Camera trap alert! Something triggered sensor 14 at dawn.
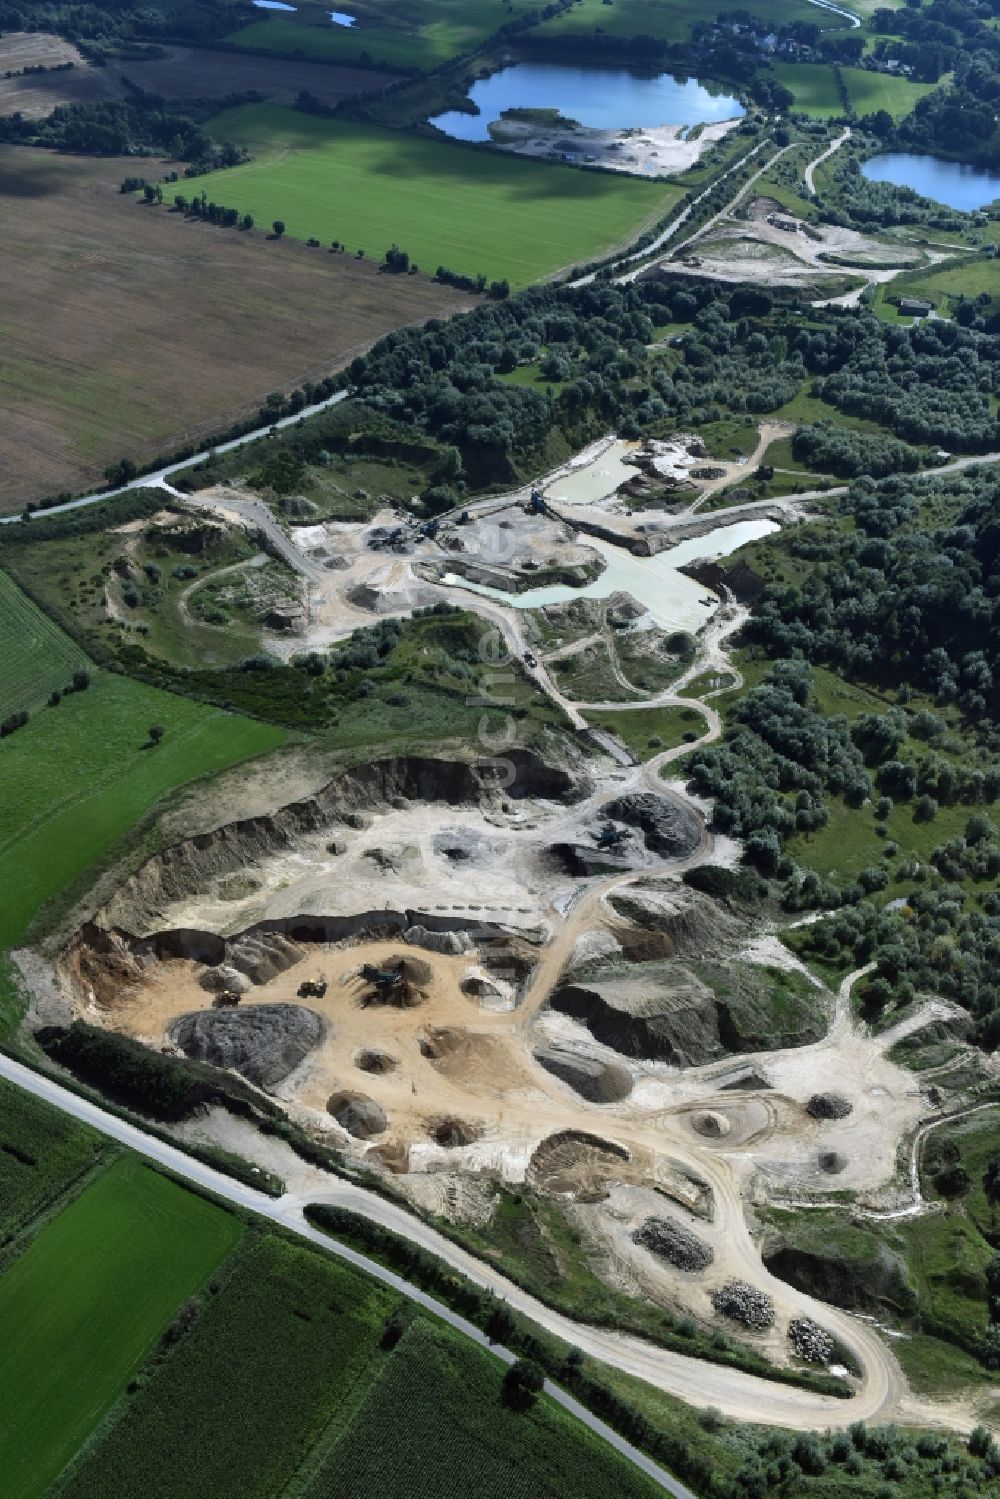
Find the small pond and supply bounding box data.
[861,152,1000,212]
[445,520,777,635]
[329,9,355,23]
[545,440,643,508]
[429,62,743,144]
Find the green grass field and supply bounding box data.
[588,705,698,759]
[197,107,681,286]
[0,1078,107,1244]
[533,0,838,43]
[0,671,286,947]
[0,572,90,720]
[772,63,844,118]
[878,251,1000,314]
[227,0,542,69]
[0,1155,241,1499]
[306,1318,662,1499]
[840,66,937,120]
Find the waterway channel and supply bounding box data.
[445,519,777,635]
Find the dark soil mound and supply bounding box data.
[534,1047,632,1103]
[169,1003,323,1089]
[603,793,701,858]
[327,1090,388,1138]
[355,1047,398,1075]
[807,1092,853,1120]
[633,1215,713,1271]
[428,1116,481,1148]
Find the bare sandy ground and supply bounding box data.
[489,117,742,179]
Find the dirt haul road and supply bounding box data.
[0,1054,690,1499]
[0,1048,903,1438]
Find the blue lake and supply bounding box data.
[329,9,355,23]
[429,62,744,143]
[252,0,297,9]
[862,152,1000,212]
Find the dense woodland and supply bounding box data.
[690,466,1000,1043]
[869,0,1000,165]
[0,0,252,49]
[0,97,248,159]
[341,278,999,492]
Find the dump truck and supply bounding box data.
[213,990,241,1008]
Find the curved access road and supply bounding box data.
[0,1048,901,1439]
[804,127,851,195]
[0,390,350,528]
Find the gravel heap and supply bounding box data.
[806,1092,853,1120]
[633,1215,714,1271]
[788,1317,835,1364]
[818,1149,848,1174]
[711,1280,775,1329]
[404,925,473,956]
[534,1047,633,1103]
[170,1003,323,1088]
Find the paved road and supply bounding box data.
[0,391,349,528]
[0,1051,692,1498]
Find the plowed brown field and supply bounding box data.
[0,147,465,511]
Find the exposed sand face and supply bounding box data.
[489,118,742,178]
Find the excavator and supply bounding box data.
[594,821,626,850]
[360,963,403,994]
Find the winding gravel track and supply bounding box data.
[0,1048,898,1437]
[804,127,851,195]
[0,1053,690,1496]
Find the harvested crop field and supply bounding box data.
[0,146,466,511]
[0,34,118,116]
[102,45,399,108]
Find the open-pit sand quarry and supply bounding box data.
[30,449,987,1434]
[50,733,959,1428]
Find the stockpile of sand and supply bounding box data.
[327,1090,388,1138]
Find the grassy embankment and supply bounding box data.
[760,1107,1000,1401]
[0,1077,110,1245]
[194,106,683,288]
[0,571,90,719]
[0,667,287,950]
